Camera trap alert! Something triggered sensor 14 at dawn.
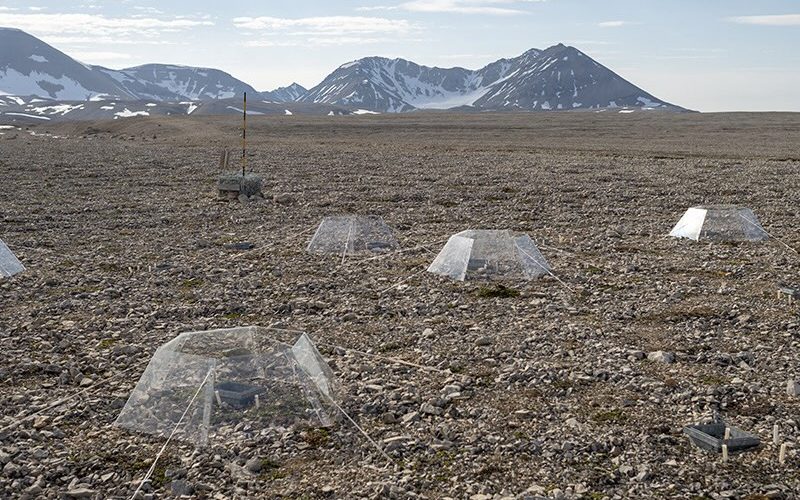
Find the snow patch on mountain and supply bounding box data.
[114,108,149,118]
[30,104,83,115]
[0,68,104,100]
[226,106,264,115]
[4,112,50,120]
[124,66,241,100]
[636,96,663,108]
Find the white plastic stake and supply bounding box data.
[773,424,780,445]
[214,390,222,405]
[780,443,787,464]
[722,444,728,461]
[724,427,731,441]
[254,394,260,409]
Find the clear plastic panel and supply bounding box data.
[737,208,769,241]
[115,327,339,447]
[292,333,340,402]
[0,239,25,278]
[426,234,474,281]
[115,352,216,446]
[670,206,768,242]
[669,208,706,241]
[428,230,551,282]
[697,206,768,242]
[466,230,520,279]
[513,234,551,279]
[306,215,398,255]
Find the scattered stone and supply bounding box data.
[401,411,419,424]
[273,193,294,204]
[627,350,646,360]
[245,458,262,474]
[475,336,493,346]
[224,242,256,251]
[420,403,443,416]
[170,480,194,497]
[65,488,96,498]
[647,351,675,364]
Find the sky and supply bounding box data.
[0,0,798,112]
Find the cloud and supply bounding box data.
[0,12,213,39]
[234,15,418,46]
[71,50,132,62]
[244,36,395,47]
[727,14,800,26]
[42,35,173,45]
[133,6,165,15]
[233,16,413,35]
[437,53,496,59]
[564,39,615,46]
[358,0,544,16]
[597,20,635,28]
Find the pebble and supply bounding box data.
[647,351,675,364]
[420,402,443,416]
[245,458,262,473]
[170,480,195,497]
[273,193,294,204]
[65,488,96,498]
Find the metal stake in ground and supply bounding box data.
[242,92,247,177]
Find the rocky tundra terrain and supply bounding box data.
[0,112,799,499]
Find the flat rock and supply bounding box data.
[647,351,675,364]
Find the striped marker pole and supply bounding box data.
[242,92,247,176]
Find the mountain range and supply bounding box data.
[0,26,687,122]
[300,44,680,112]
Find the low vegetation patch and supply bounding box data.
[303,428,330,448]
[592,409,627,424]
[476,284,520,298]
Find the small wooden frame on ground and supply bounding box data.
[217,150,263,201]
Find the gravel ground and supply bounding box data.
[1,112,799,499]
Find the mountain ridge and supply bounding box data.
[0,27,689,120]
[302,43,684,113]
[0,28,299,103]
